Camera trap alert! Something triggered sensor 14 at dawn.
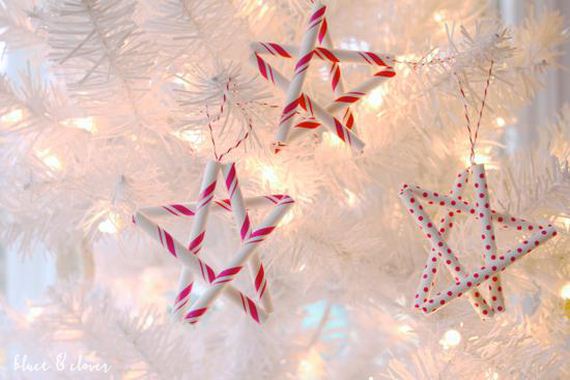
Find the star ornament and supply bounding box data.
[133,161,294,325]
[250,0,396,153]
[399,164,557,318]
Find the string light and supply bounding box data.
[62,116,96,133]
[278,210,294,227]
[560,283,570,300]
[26,306,44,323]
[344,189,358,206]
[495,117,506,127]
[174,129,206,146]
[439,329,461,348]
[260,164,279,184]
[297,348,324,380]
[1,108,23,124]
[365,86,387,108]
[322,131,343,147]
[433,11,445,24]
[98,211,122,234]
[36,149,63,171]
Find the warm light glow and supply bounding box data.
[440,329,462,348]
[344,189,358,206]
[322,131,342,147]
[1,108,23,124]
[433,11,445,23]
[297,348,324,380]
[174,129,206,146]
[261,164,279,184]
[98,211,122,234]
[365,86,387,108]
[462,152,493,169]
[495,117,506,127]
[26,306,44,323]
[278,210,294,227]
[62,116,96,133]
[36,149,63,171]
[560,283,570,300]
[398,324,414,334]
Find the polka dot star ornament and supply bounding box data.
[400,165,557,318]
[399,61,557,319]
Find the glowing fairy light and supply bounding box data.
[26,306,44,323]
[278,210,294,227]
[62,116,96,133]
[297,348,324,380]
[433,11,445,24]
[365,86,387,108]
[98,211,122,234]
[261,164,279,184]
[1,108,23,124]
[495,117,506,127]
[174,129,205,146]
[344,189,358,206]
[36,149,63,171]
[322,131,342,147]
[560,283,570,300]
[440,329,462,348]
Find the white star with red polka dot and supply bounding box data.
[399,164,557,318]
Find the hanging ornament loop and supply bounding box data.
[455,61,495,165]
[205,78,254,162]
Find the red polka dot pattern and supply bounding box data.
[399,164,558,318]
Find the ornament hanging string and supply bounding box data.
[455,61,494,165]
[205,78,255,162]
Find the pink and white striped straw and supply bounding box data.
[185,195,294,324]
[275,0,326,147]
[172,160,219,319]
[132,211,268,324]
[222,163,273,313]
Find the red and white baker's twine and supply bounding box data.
[205,78,255,162]
[456,61,495,165]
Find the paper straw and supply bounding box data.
[425,226,557,313]
[251,53,364,151]
[472,164,505,312]
[276,1,326,146]
[400,186,493,318]
[222,163,273,313]
[407,169,494,318]
[288,67,395,141]
[140,195,290,219]
[172,160,219,319]
[251,42,395,66]
[317,19,356,131]
[404,185,546,232]
[185,196,294,324]
[132,211,269,323]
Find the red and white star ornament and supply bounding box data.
[399,164,557,318]
[133,161,294,325]
[251,0,396,153]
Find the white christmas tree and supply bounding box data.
[0,0,569,379]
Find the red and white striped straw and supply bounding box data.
[185,195,294,324]
[222,163,273,313]
[275,1,326,146]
